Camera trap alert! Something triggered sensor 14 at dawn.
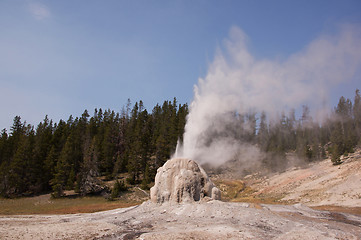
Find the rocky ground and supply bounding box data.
[0,200,360,239]
[1,151,361,239]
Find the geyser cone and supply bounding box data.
[150,158,221,204]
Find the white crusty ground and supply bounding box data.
[1,200,360,239]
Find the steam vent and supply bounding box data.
[150,158,221,203]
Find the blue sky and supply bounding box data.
[1,0,361,130]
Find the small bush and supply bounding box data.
[140,180,150,190]
[51,184,64,198]
[111,180,127,199]
[126,177,135,185]
[331,146,342,165]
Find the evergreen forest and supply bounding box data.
[0,90,361,198]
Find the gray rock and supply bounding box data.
[150,158,221,203]
[80,169,109,196]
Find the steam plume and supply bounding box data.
[174,25,361,166]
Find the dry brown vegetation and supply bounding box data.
[0,195,139,215]
[214,178,293,205]
[0,186,149,215]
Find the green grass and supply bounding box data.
[0,194,140,215]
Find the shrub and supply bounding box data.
[111,179,127,199]
[331,145,342,165]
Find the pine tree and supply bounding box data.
[99,110,116,177]
[32,116,53,192]
[286,109,297,150]
[141,164,151,190]
[113,109,129,175]
[8,125,35,196]
[353,89,361,144]
[9,116,25,156]
[257,112,268,151]
[50,135,76,197]
[0,129,9,196]
[331,145,342,165]
[0,129,8,163]
[44,146,58,188]
[332,95,356,156]
[176,103,188,143]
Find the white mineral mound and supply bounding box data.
[150,158,221,203]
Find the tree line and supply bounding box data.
[0,90,360,198]
[235,89,361,170]
[0,98,188,197]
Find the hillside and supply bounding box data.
[237,149,361,209]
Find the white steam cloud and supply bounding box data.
[174,25,361,166]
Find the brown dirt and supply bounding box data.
[311,205,361,216]
[234,149,361,211]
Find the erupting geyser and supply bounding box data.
[174,26,361,167]
[150,158,221,204]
